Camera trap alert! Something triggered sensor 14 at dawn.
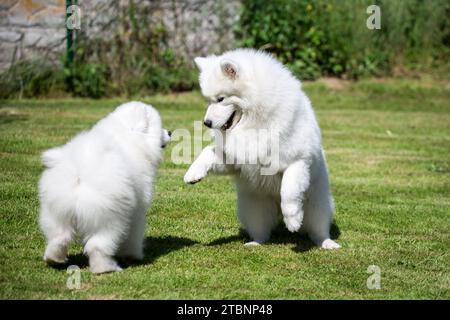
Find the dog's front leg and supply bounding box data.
[281,160,310,232]
[184,145,216,184]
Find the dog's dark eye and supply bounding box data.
[217,97,224,103]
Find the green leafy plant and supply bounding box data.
[235,0,449,80]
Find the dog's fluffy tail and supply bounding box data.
[42,147,64,168]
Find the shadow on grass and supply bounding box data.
[51,235,198,271]
[48,252,89,270]
[208,221,340,253]
[139,235,198,265]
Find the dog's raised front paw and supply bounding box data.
[283,214,302,232]
[184,166,207,184]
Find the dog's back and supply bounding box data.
[38,126,137,240]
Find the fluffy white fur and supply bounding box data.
[39,102,170,273]
[184,48,340,249]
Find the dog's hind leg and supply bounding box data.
[303,156,340,249]
[39,206,74,265]
[236,181,278,245]
[84,233,123,274]
[118,208,146,261]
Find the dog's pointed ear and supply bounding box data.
[134,105,150,132]
[194,57,207,71]
[220,59,239,80]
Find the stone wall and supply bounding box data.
[0,0,66,70]
[0,0,241,71]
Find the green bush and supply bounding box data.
[235,0,450,80]
[0,60,65,99]
[65,61,109,99]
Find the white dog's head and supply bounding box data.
[194,49,302,133]
[110,101,171,150]
[194,55,247,131]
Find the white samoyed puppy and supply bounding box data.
[39,102,171,273]
[184,48,340,249]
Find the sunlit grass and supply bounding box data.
[0,78,449,299]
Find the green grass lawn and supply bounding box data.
[0,78,449,299]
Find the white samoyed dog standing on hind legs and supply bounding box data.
[39,102,171,273]
[184,48,340,249]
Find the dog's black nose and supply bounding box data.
[204,119,212,128]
